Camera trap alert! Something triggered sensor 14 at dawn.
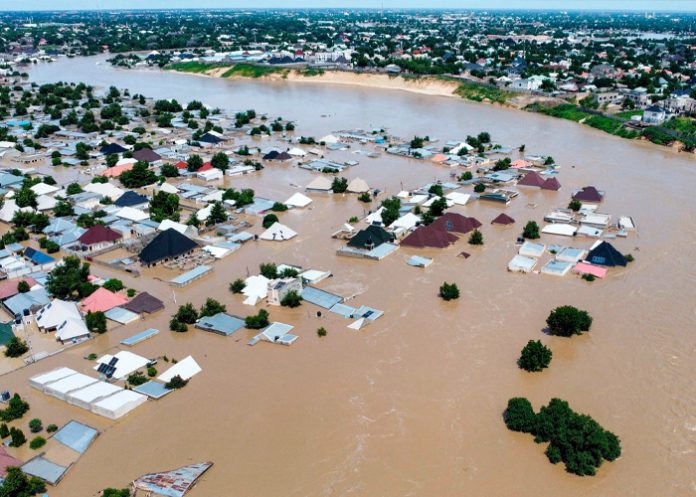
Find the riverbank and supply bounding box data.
[165,62,695,154]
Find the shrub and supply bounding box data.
[28,418,42,433]
[439,282,460,301]
[230,278,246,293]
[358,192,371,202]
[280,291,303,308]
[625,254,634,263]
[0,394,29,422]
[30,436,46,450]
[262,213,278,229]
[271,202,288,212]
[459,171,473,181]
[88,353,98,360]
[582,273,595,282]
[317,327,327,337]
[259,262,278,279]
[568,199,582,212]
[9,427,26,447]
[165,375,188,389]
[102,489,131,497]
[546,306,593,337]
[348,216,359,224]
[199,298,226,317]
[331,177,348,193]
[468,229,484,245]
[127,372,148,386]
[46,424,58,433]
[127,288,136,298]
[503,397,537,432]
[103,278,124,292]
[0,423,9,438]
[245,309,270,329]
[519,340,552,372]
[4,336,28,358]
[474,183,486,193]
[169,318,188,333]
[174,303,198,324]
[85,311,107,333]
[522,220,540,239]
[17,280,30,293]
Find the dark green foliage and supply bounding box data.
[147,367,157,377]
[459,171,473,181]
[127,372,148,386]
[317,327,327,337]
[410,136,425,149]
[259,263,278,279]
[160,163,180,177]
[468,229,484,245]
[149,191,180,222]
[102,489,131,497]
[169,318,188,333]
[568,199,582,212]
[519,340,552,372]
[439,282,460,301]
[222,187,255,206]
[493,157,512,171]
[17,281,30,293]
[357,192,371,203]
[174,303,198,324]
[380,196,401,227]
[28,418,42,433]
[271,202,288,212]
[262,213,278,229]
[29,436,46,450]
[229,279,246,293]
[245,309,270,329]
[0,466,46,496]
[102,278,124,292]
[0,423,9,439]
[199,298,226,317]
[46,424,58,433]
[66,182,83,195]
[4,336,28,358]
[625,254,634,263]
[211,152,229,171]
[206,201,228,226]
[474,183,486,193]
[280,291,303,308]
[53,200,75,217]
[165,375,188,389]
[186,154,203,172]
[331,177,348,193]
[85,311,107,333]
[522,220,540,239]
[428,184,444,197]
[546,306,593,337]
[504,397,622,476]
[582,273,596,282]
[119,161,157,188]
[428,197,448,217]
[0,394,30,423]
[9,427,26,447]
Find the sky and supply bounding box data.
[1,0,695,12]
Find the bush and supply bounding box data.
[46,424,58,433]
[9,427,26,447]
[147,367,157,377]
[331,177,348,193]
[546,306,593,337]
[88,353,98,360]
[245,309,270,329]
[504,397,621,476]
[103,278,124,292]
[259,262,278,279]
[4,336,28,358]
[271,202,288,212]
[199,298,226,317]
[357,192,371,202]
[625,254,634,263]
[169,318,188,333]
[522,221,540,239]
[29,436,46,450]
[229,278,246,293]
[317,327,327,337]
[85,311,107,333]
[280,290,303,308]
[582,273,595,282]
[468,229,484,245]
[0,423,9,438]
[459,171,473,181]
[174,303,198,324]
[519,340,552,372]
[0,394,29,422]
[439,282,460,301]
[127,372,148,386]
[17,280,30,293]
[127,288,136,297]
[102,489,131,497]
[473,183,486,193]
[165,375,188,389]
[568,199,582,212]
[28,418,42,433]
[262,214,278,229]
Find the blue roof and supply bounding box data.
[329,303,357,318]
[195,312,245,336]
[354,306,384,321]
[114,190,149,207]
[244,197,275,216]
[4,288,50,316]
[121,328,160,346]
[53,420,99,454]
[301,286,343,309]
[134,381,172,399]
[22,456,68,485]
[170,265,212,286]
[24,247,55,265]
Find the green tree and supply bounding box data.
[428,197,448,217]
[85,311,107,333]
[546,306,593,337]
[119,161,157,188]
[9,427,26,447]
[519,340,552,372]
[4,336,28,358]
[259,263,278,279]
[14,185,37,208]
[165,375,188,389]
[211,152,229,171]
[29,436,46,450]
[568,199,582,212]
[380,197,401,227]
[28,418,42,433]
[200,298,226,317]
[245,309,270,329]
[206,201,228,226]
[439,282,460,301]
[186,154,204,172]
[229,279,246,293]
[66,182,83,195]
[102,278,124,292]
[53,200,75,217]
[0,467,46,496]
[174,303,198,324]
[46,256,91,300]
[468,229,484,245]
[149,191,180,222]
[0,423,8,439]
[522,220,540,239]
[17,280,30,293]
[331,177,348,193]
[503,397,537,432]
[0,394,30,422]
[160,163,179,177]
[280,291,303,308]
[474,183,486,193]
[317,327,327,337]
[262,213,279,229]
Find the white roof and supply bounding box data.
[320,134,339,144]
[364,207,384,225]
[196,168,223,181]
[91,389,147,419]
[36,195,58,211]
[158,182,179,194]
[444,191,472,206]
[202,245,232,259]
[196,204,212,221]
[508,255,537,273]
[116,158,137,166]
[407,194,429,205]
[260,222,297,241]
[158,219,196,236]
[94,351,150,380]
[422,196,454,208]
[66,381,122,406]
[200,190,224,203]
[45,373,99,400]
[29,367,78,390]
[242,275,269,304]
[84,182,125,200]
[0,199,33,223]
[347,177,370,193]
[158,356,202,382]
[519,241,546,258]
[391,213,420,231]
[30,183,60,196]
[305,176,332,191]
[37,299,82,330]
[116,206,149,222]
[288,147,307,156]
[285,192,313,208]
[542,224,578,237]
[55,317,90,342]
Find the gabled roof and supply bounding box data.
[198,132,223,144]
[517,171,546,187]
[573,186,603,202]
[0,277,37,301]
[139,228,198,264]
[78,225,122,245]
[347,225,394,249]
[430,213,482,234]
[587,241,627,267]
[100,143,128,155]
[259,222,297,241]
[401,224,459,248]
[81,287,128,313]
[114,190,149,207]
[491,213,515,225]
[122,292,165,314]
[132,148,161,163]
[541,177,561,191]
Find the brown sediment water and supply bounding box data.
[4,55,693,497]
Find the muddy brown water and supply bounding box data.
[4,55,693,496]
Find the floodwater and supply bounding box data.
[6,55,694,496]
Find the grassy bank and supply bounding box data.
[529,103,641,140]
[166,61,225,74]
[220,63,289,78]
[454,80,512,105]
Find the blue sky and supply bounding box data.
[1,0,695,11]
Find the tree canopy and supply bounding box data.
[546,306,593,337]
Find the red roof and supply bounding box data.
[541,177,561,191]
[401,225,459,248]
[198,162,213,171]
[430,213,482,234]
[0,446,23,477]
[81,287,128,313]
[175,161,188,169]
[573,186,603,202]
[0,277,36,301]
[517,171,546,187]
[491,213,515,225]
[78,225,122,245]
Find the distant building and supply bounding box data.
[643,105,667,125]
[267,277,303,306]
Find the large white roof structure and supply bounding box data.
[29,367,77,391]
[91,390,147,419]
[305,176,332,191]
[285,192,313,208]
[66,381,123,410]
[260,223,297,241]
[55,317,90,342]
[347,177,370,193]
[158,356,201,382]
[83,182,125,201]
[45,373,99,401]
[36,299,82,330]
[94,351,150,380]
[242,275,269,305]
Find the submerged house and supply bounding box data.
[138,228,199,266]
[347,225,394,251]
[430,213,481,234]
[401,224,458,248]
[77,225,122,252]
[586,241,627,267]
[573,186,604,203]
